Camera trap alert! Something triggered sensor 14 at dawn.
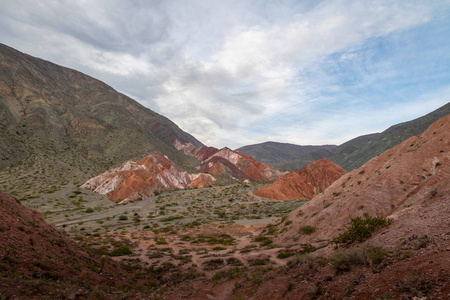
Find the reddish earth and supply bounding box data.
[81,153,215,202]
[0,190,130,299]
[254,158,346,200]
[274,114,450,249]
[174,140,286,182]
[156,115,450,299]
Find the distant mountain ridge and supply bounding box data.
[238,103,450,171]
[0,43,202,199]
[236,142,337,164]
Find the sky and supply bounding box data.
[1,0,449,149]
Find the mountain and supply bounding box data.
[241,103,450,172]
[330,102,450,171]
[175,140,286,182]
[81,153,215,202]
[275,113,450,247]
[236,142,337,164]
[254,158,346,200]
[0,43,202,199]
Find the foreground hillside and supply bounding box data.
[0,190,131,298]
[276,114,449,248]
[0,43,201,200]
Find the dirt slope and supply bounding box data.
[276,114,450,248]
[0,190,127,298]
[254,158,346,200]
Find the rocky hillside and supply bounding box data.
[0,43,202,199]
[0,190,131,298]
[82,153,215,202]
[175,140,286,182]
[254,158,346,200]
[275,113,450,248]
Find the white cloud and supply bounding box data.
[0,0,448,149]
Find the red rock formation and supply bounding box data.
[200,156,250,181]
[81,153,215,202]
[174,140,286,182]
[276,114,450,247]
[188,173,216,188]
[254,158,346,200]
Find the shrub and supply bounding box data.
[299,226,316,235]
[329,248,366,273]
[85,208,94,213]
[277,252,295,259]
[254,235,273,246]
[110,245,132,256]
[118,215,128,221]
[333,215,390,245]
[203,258,224,270]
[365,246,388,272]
[226,257,244,266]
[330,246,388,273]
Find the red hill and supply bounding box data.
[254,158,346,200]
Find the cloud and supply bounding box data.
[0,0,449,149]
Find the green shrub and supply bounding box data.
[118,215,128,221]
[85,208,94,213]
[333,215,390,245]
[277,252,295,259]
[203,258,224,270]
[110,245,132,256]
[299,226,316,235]
[330,246,388,273]
[365,246,388,272]
[254,235,273,246]
[329,248,366,273]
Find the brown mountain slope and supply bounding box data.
[276,114,450,248]
[254,158,346,200]
[0,43,201,199]
[81,153,215,202]
[0,190,130,298]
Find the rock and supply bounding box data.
[175,140,287,182]
[254,158,346,200]
[81,153,215,202]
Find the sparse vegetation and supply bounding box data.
[299,225,316,235]
[333,215,390,245]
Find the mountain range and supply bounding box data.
[237,103,450,171]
